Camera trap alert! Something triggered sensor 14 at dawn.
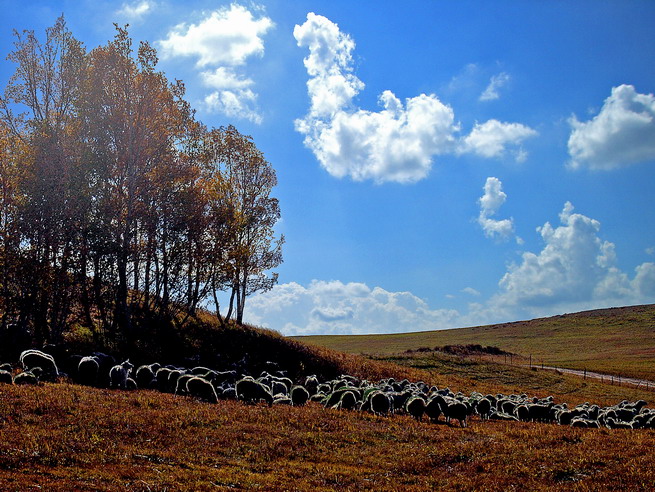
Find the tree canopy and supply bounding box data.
[0,18,283,348]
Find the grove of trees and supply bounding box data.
[0,18,284,349]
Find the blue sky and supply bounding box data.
[2,1,655,335]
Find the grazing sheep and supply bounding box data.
[514,404,530,422]
[135,364,160,389]
[109,360,134,390]
[236,378,274,406]
[444,399,469,427]
[291,385,310,406]
[0,363,12,372]
[489,411,519,422]
[426,396,444,423]
[14,370,38,385]
[19,350,58,381]
[78,356,100,386]
[186,376,219,403]
[370,391,392,416]
[476,398,492,420]
[0,369,13,384]
[336,391,358,410]
[304,375,319,395]
[405,396,427,421]
[175,374,196,396]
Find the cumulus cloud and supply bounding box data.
[158,4,273,123]
[568,84,655,170]
[244,280,461,336]
[477,177,517,242]
[480,72,511,101]
[294,13,537,184]
[116,1,154,20]
[460,120,537,161]
[488,202,655,317]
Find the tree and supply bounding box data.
[205,126,284,325]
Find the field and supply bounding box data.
[2,305,655,490]
[294,304,655,381]
[0,371,654,491]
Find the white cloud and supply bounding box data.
[116,1,154,20]
[460,119,537,161]
[158,4,273,123]
[488,202,655,317]
[480,72,511,101]
[568,84,655,170]
[294,13,536,184]
[477,177,517,242]
[244,280,460,336]
[462,287,481,296]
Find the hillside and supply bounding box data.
[293,304,655,381]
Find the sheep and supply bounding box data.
[14,370,38,385]
[370,391,392,416]
[425,396,444,423]
[291,385,310,406]
[0,363,12,372]
[514,404,530,422]
[405,395,427,421]
[186,376,219,403]
[19,349,58,381]
[0,369,13,384]
[336,391,358,410]
[109,360,134,389]
[443,399,469,427]
[304,375,319,395]
[135,364,160,389]
[78,356,100,386]
[476,398,492,420]
[236,378,274,406]
[488,411,519,422]
[175,374,197,396]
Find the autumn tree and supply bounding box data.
[0,19,283,349]
[205,126,284,325]
[0,16,87,344]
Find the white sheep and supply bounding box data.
[109,360,134,389]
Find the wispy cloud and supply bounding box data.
[116,1,154,21]
[480,72,511,101]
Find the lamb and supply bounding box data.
[19,349,58,381]
[109,360,134,389]
[304,375,319,395]
[0,369,13,384]
[78,356,100,386]
[0,363,12,372]
[236,378,274,406]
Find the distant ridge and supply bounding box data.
[293,304,655,381]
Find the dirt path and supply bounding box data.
[531,365,655,391]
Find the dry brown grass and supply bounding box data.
[0,382,654,491]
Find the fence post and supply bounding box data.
[584,368,586,380]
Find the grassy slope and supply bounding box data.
[0,370,654,490]
[293,304,655,381]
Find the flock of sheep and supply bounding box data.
[2,348,655,431]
